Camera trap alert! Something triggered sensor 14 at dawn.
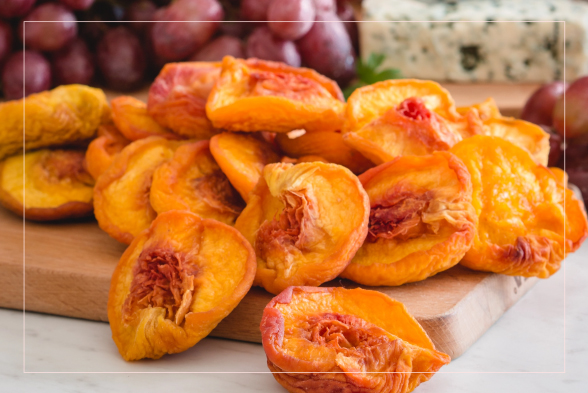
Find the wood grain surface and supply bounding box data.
[0,206,538,359]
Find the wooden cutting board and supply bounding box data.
[0,206,538,359]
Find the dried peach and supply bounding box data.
[150,140,244,224]
[261,286,451,393]
[343,79,459,134]
[341,152,477,286]
[111,96,181,141]
[0,84,110,160]
[206,56,345,133]
[94,137,181,244]
[457,97,501,121]
[210,132,280,202]
[234,162,370,294]
[0,149,94,221]
[342,97,463,165]
[275,130,374,174]
[108,210,256,361]
[147,62,221,139]
[450,135,588,278]
[84,124,131,180]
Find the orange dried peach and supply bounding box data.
[0,149,94,221]
[343,79,459,134]
[94,137,181,244]
[84,124,131,180]
[457,97,501,121]
[210,132,280,202]
[450,135,588,278]
[549,167,568,187]
[275,130,373,174]
[295,155,329,163]
[150,140,244,224]
[343,97,463,165]
[111,96,181,141]
[261,286,451,393]
[108,210,256,361]
[147,62,221,139]
[341,152,477,286]
[235,162,370,294]
[206,56,345,133]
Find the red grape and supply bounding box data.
[267,0,315,41]
[97,27,146,91]
[553,76,588,139]
[336,0,358,49]
[0,21,13,66]
[52,37,94,85]
[125,0,157,33]
[20,3,77,52]
[78,1,125,48]
[0,0,36,19]
[190,35,244,62]
[246,26,301,67]
[219,20,253,37]
[150,0,223,61]
[539,125,563,167]
[312,0,335,12]
[59,0,94,11]
[2,50,51,99]
[240,0,273,22]
[297,11,355,84]
[567,168,588,205]
[521,81,566,127]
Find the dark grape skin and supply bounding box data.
[150,0,223,61]
[19,3,77,52]
[567,168,588,206]
[77,1,125,49]
[125,0,157,34]
[59,0,94,11]
[0,21,13,67]
[96,27,146,91]
[539,125,563,167]
[2,50,52,100]
[0,0,36,19]
[297,11,355,85]
[189,35,244,62]
[553,76,588,139]
[521,82,566,127]
[240,0,273,22]
[313,0,335,12]
[52,37,94,85]
[336,0,358,50]
[246,26,301,67]
[267,0,315,41]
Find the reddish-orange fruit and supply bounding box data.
[451,135,588,277]
[206,56,346,133]
[108,210,256,361]
[210,132,280,202]
[261,286,451,393]
[84,124,131,180]
[235,162,370,294]
[150,140,244,224]
[341,152,477,286]
[147,62,221,139]
[0,149,94,221]
[111,96,181,141]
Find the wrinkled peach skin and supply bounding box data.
[261,286,451,393]
[84,124,131,180]
[111,96,181,141]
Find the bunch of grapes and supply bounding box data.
[521,76,588,202]
[0,0,358,100]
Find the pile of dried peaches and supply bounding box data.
[1,56,586,393]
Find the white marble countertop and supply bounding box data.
[2,243,587,392]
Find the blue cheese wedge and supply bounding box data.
[360,0,588,82]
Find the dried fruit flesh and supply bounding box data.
[94,137,181,244]
[108,210,256,361]
[450,135,588,278]
[0,149,94,221]
[343,79,459,134]
[206,56,345,133]
[111,96,181,141]
[147,62,221,139]
[235,162,370,294]
[84,124,130,180]
[0,84,110,160]
[150,140,244,225]
[275,130,373,174]
[210,132,280,202]
[341,152,477,286]
[343,97,463,165]
[261,286,450,393]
